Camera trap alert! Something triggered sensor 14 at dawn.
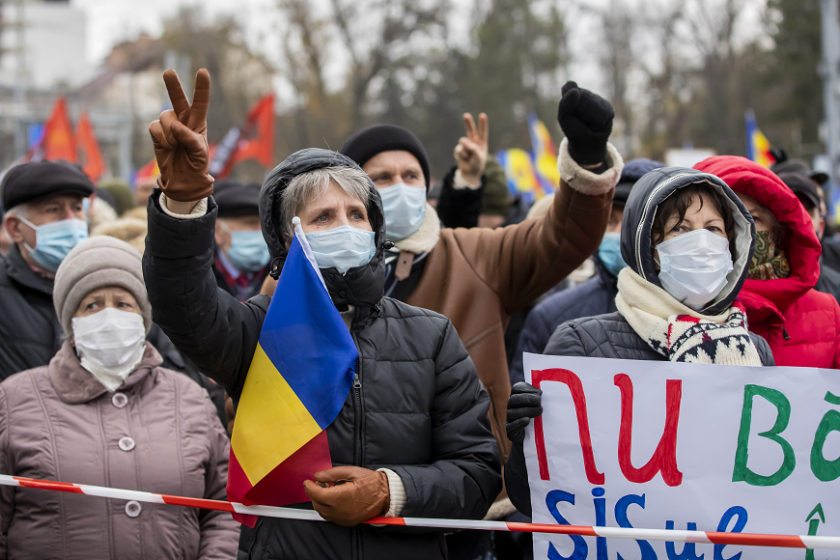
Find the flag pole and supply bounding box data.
[292,216,327,292]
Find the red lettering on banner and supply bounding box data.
[614,373,683,486]
[532,368,604,484]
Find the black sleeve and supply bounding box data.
[142,191,266,400]
[505,442,532,516]
[391,320,502,520]
[543,321,589,357]
[435,166,485,229]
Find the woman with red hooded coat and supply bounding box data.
[694,156,840,368]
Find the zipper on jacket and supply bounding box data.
[350,333,364,560]
[246,517,264,560]
[782,327,790,341]
[351,349,363,465]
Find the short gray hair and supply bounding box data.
[280,166,371,237]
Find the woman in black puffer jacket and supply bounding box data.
[505,166,774,515]
[143,148,501,560]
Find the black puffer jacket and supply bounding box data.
[0,245,62,381]
[143,149,501,560]
[505,167,775,516]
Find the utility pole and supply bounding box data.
[820,0,840,194]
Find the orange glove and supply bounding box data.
[303,466,390,526]
[148,68,214,202]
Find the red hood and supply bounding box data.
[694,156,821,325]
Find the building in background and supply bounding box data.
[0,0,92,90]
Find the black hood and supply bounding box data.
[259,148,388,311]
[620,166,755,315]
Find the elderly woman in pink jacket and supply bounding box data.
[0,236,237,559]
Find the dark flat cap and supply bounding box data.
[341,124,431,188]
[770,158,829,186]
[1,161,95,211]
[213,179,261,217]
[614,158,664,205]
[778,171,821,211]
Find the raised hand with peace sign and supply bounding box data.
[149,68,214,203]
[453,112,489,186]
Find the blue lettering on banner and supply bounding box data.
[546,490,588,560]
[593,487,609,560]
[713,506,748,560]
[615,493,657,560]
[665,521,704,560]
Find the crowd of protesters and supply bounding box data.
[0,66,838,560]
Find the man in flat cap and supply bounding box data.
[212,180,271,301]
[0,161,94,380]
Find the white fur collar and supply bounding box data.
[557,137,624,196]
[394,203,441,254]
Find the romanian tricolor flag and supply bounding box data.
[227,216,358,526]
[497,148,545,204]
[528,115,560,194]
[745,110,775,168]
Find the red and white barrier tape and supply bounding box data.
[1,474,837,550]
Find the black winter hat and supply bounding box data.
[1,161,95,211]
[778,171,821,212]
[614,158,664,205]
[213,179,261,217]
[341,124,431,188]
[770,158,829,186]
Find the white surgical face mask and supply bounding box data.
[305,225,376,274]
[378,183,427,241]
[72,307,147,392]
[656,229,734,310]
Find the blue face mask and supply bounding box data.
[21,217,88,272]
[305,225,376,274]
[378,183,427,241]
[598,232,627,277]
[226,229,270,272]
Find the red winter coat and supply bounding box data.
[695,156,840,368]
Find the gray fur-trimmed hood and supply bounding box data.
[259,148,388,310]
[620,166,756,315]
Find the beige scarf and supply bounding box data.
[615,268,762,366]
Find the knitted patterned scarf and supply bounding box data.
[615,268,762,366]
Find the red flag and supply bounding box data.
[211,95,274,179]
[42,98,77,163]
[75,112,105,182]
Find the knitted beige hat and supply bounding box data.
[53,236,151,337]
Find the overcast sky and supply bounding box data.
[70,0,767,105]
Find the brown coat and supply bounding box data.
[0,342,238,560]
[258,142,621,461]
[408,175,615,461]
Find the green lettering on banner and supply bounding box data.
[732,384,795,486]
[810,392,840,482]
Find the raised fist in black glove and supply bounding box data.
[506,382,543,444]
[556,80,614,166]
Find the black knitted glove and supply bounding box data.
[506,382,543,444]
[556,80,614,166]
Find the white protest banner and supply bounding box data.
[523,353,840,560]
